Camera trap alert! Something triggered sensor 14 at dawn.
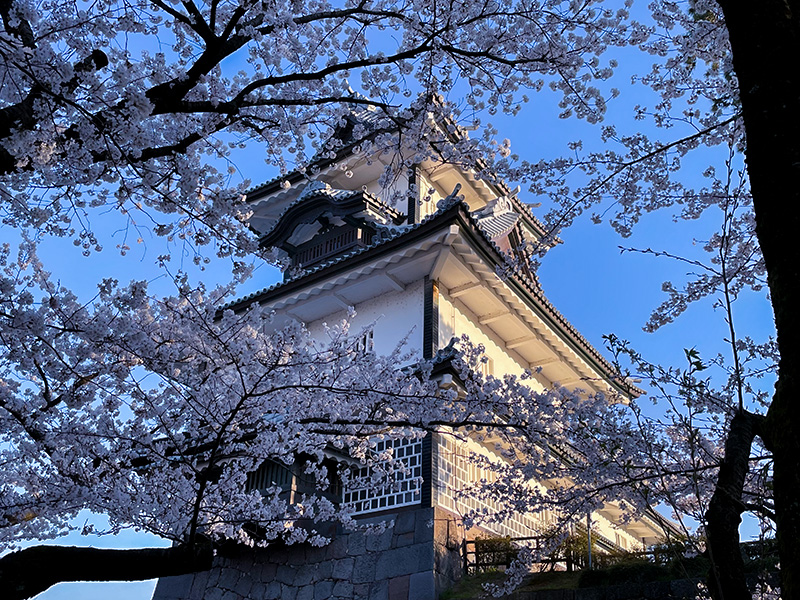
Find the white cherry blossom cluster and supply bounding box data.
[0,0,629,268]
[0,239,690,563]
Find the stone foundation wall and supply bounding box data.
[152,507,466,600]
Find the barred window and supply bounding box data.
[343,437,423,515]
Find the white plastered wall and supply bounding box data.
[304,279,425,359]
[437,290,545,393]
[435,290,646,551]
[418,173,446,221]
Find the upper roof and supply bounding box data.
[257,182,403,250]
[242,100,554,247]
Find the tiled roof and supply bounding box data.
[242,106,554,249]
[225,192,636,395]
[224,221,418,311]
[226,187,466,311]
[474,210,520,240]
[244,105,391,201]
[255,182,399,243]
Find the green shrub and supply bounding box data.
[668,554,709,579]
[742,538,779,573]
[578,559,672,587]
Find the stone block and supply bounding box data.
[313,521,337,539]
[354,583,371,600]
[154,574,195,599]
[394,532,415,548]
[277,564,297,585]
[375,546,420,579]
[187,571,209,599]
[359,512,397,528]
[190,571,212,598]
[315,579,335,599]
[333,557,355,580]
[218,568,240,591]
[365,528,393,552]
[388,575,410,600]
[394,511,416,535]
[265,581,283,600]
[369,579,389,600]
[295,563,317,586]
[205,566,221,590]
[409,570,435,600]
[433,516,463,550]
[250,582,267,598]
[260,561,277,581]
[306,544,328,563]
[297,585,315,600]
[415,543,435,570]
[414,513,434,544]
[330,536,349,559]
[317,558,334,580]
[233,574,252,597]
[433,543,462,584]
[281,584,299,600]
[353,553,377,583]
[204,587,225,600]
[348,531,367,555]
[333,581,355,598]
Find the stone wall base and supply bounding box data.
[152,507,466,600]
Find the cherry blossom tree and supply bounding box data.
[0,0,629,263]
[2,0,799,598]
[509,0,797,597]
[0,240,666,600]
[713,2,800,598]
[0,0,648,597]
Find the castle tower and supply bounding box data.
[153,109,671,600]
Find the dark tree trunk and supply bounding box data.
[706,410,763,600]
[0,543,213,600]
[714,1,800,598]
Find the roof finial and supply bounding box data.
[436,183,463,211]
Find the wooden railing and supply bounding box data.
[463,535,778,575]
[293,226,373,269]
[463,536,556,574]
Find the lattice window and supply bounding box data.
[343,437,423,515]
[435,435,545,538]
